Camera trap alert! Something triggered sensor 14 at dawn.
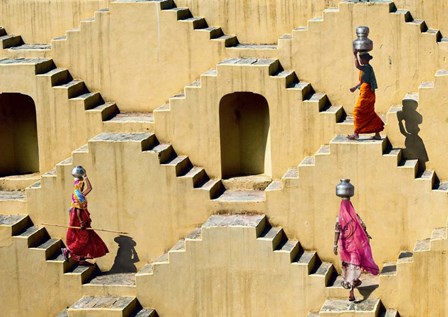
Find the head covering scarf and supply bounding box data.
[338,200,379,275]
[71,179,87,209]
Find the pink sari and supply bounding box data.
[338,200,379,275]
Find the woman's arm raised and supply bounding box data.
[82,175,93,196]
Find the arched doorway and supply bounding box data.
[219,92,271,179]
[0,93,39,176]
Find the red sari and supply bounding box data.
[353,71,384,134]
[66,179,108,261]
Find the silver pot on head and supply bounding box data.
[71,166,86,179]
[353,26,373,52]
[336,179,355,199]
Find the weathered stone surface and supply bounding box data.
[91,132,151,142]
[70,296,135,309]
[320,298,378,312]
[0,214,26,225]
[215,190,265,202]
[0,190,26,200]
[203,214,264,228]
[222,174,272,191]
[88,273,136,286]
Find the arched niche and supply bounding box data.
[219,92,271,178]
[0,93,39,176]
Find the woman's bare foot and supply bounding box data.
[78,260,93,266]
[370,133,381,140]
[349,289,355,301]
[353,279,362,288]
[61,248,70,261]
[347,133,359,140]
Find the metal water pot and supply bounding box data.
[353,26,373,52]
[336,179,355,198]
[71,166,86,178]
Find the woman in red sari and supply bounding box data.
[348,50,384,140]
[333,199,379,301]
[61,167,108,265]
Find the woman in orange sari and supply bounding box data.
[348,50,384,140]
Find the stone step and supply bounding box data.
[287,80,313,99]
[14,225,48,248]
[327,273,379,298]
[211,34,238,47]
[47,247,76,273]
[31,237,62,260]
[162,155,192,176]
[274,239,300,262]
[71,92,103,110]
[0,34,23,48]
[397,251,414,264]
[226,43,278,58]
[431,227,447,241]
[214,190,265,202]
[56,308,68,317]
[38,67,71,86]
[319,298,381,316]
[3,44,51,58]
[304,92,330,112]
[199,178,224,199]
[148,143,175,164]
[0,214,30,235]
[293,250,318,274]
[66,262,99,284]
[217,58,280,75]
[0,58,55,74]
[222,175,272,191]
[0,173,40,190]
[181,166,209,187]
[258,226,284,249]
[310,261,336,286]
[103,112,154,133]
[54,79,87,98]
[380,262,397,276]
[414,238,431,252]
[0,190,27,202]
[87,102,120,121]
[133,308,158,317]
[83,273,136,297]
[67,296,138,317]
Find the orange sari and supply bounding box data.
[353,71,384,134]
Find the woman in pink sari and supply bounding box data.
[333,199,379,301]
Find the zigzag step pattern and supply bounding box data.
[31,132,226,200]
[52,1,238,49]
[272,135,448,193]
[380,226,447,277]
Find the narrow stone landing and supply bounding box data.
[318,297,398,317]
[0,190,27,213]
[214,190,265,202]
[320,298,380,316]
[0,190,26,200]
[103,112,154,133]
[221,174,272,191]
[67,296,157,317]
[83,272,137,297]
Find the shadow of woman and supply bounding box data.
[108,235,139,273]
[397,99,429,172]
